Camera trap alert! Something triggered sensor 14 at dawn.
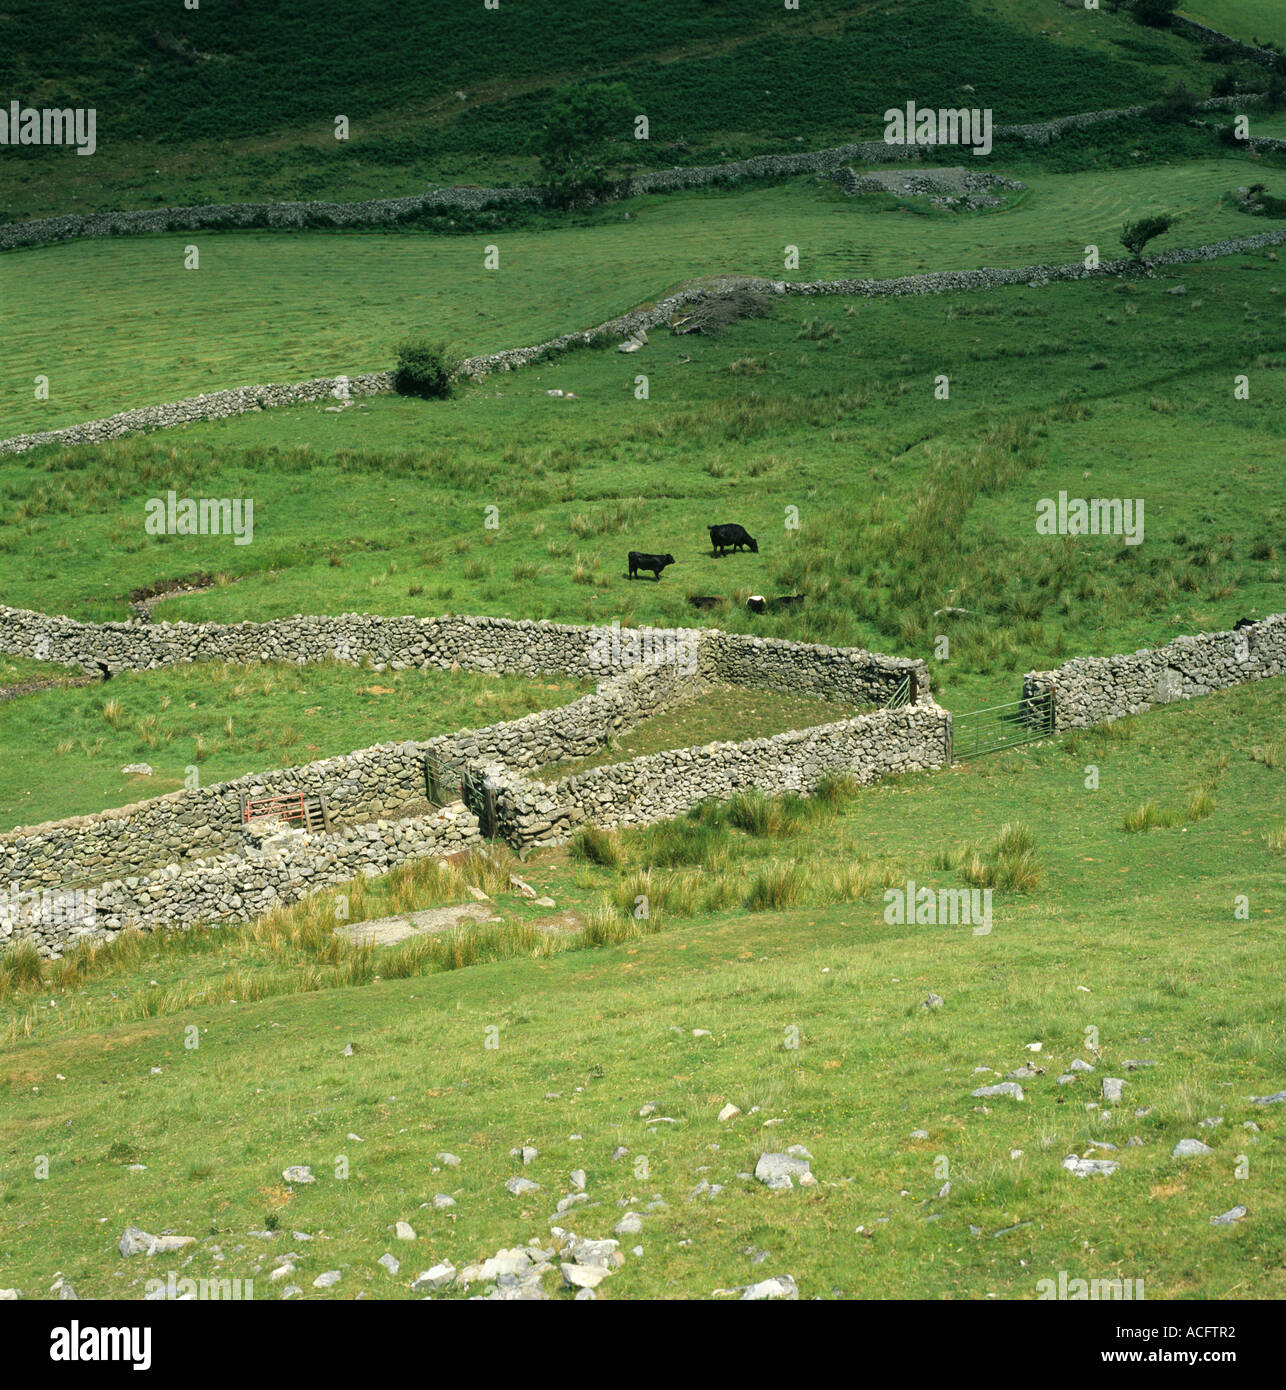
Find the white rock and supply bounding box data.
[742,1274,799,1300]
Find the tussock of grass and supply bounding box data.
[1123,782,1218,832]
[945,821,1043,893]
[570,824,623,867]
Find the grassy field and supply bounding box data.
[0,677,1280,1299]
[4,155,1275,436]
[1180,2,1285,46]
[2,257,1280,712]
[0,0,1209,220]
[0,663,591,831]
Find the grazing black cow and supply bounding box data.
[1232,617,1256,631]
[628,551,675,581]
[708,523,758,556]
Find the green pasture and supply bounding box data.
[0,663,591,831]
[1,157,1271,436]
[1,257,1280,714]
[0,677,1281,1299]
[1180,2,1286,46]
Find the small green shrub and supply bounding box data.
[393,339,460,399]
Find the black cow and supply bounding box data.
[1233,617,1256,631]
[709,523,758,556]
[628,551,675,581]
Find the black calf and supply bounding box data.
[628,551,675,581]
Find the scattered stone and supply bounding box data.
[150,1236,194,1255]
[561,1262,609,1290]
[972,1083,1024,1101]
[1007,1064,1044,1080]
[909,1129,930,1141]
[1199,1117,1223,1128]
[118,1227,153,1258]
[638,1103,658,1118]
[923,994,944,1009]
[378,1253,400,1276]
[1249,1090,1286,1105]
[268,1263,294,1282]
[431,1194,456,1210]
[282,1166,314,1184]
[435,1153,461,1167]
[1025,1042,1043,1052]
[313,1271,342,1289]
[741,1275,799,1300]
[615,1213,643,1236]
[1124,1059,1155,1070]
[718,1103,741,1122]
[395,1221,416,1241]
[121,763,153,776]
[505,1176,541,1196]
[1172,1139,1214,1159]
[1069,1059,1094,1073]
[692,1029,712,1038]
[411,1262,456,1292]
[755,1152,812,1191]
[569,1170,587,1191]
[610,1147,628,1162]
[1210,1206,1247,1227]
[1063,1155,1120,1178]
[117,1227,194,1258]
[1102,1078,1125,1103]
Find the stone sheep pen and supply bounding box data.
[0,605,1280,958]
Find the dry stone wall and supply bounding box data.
[8,97,1271,257]
[0,606,923,900]
[1023,615,1285,730]
[3,607,1280,953]
[483,701,952,848]
[2,803,479,957]
[0,604,926,699]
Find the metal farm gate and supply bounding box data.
[424,751,498,838]
[949,688,1055,763]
